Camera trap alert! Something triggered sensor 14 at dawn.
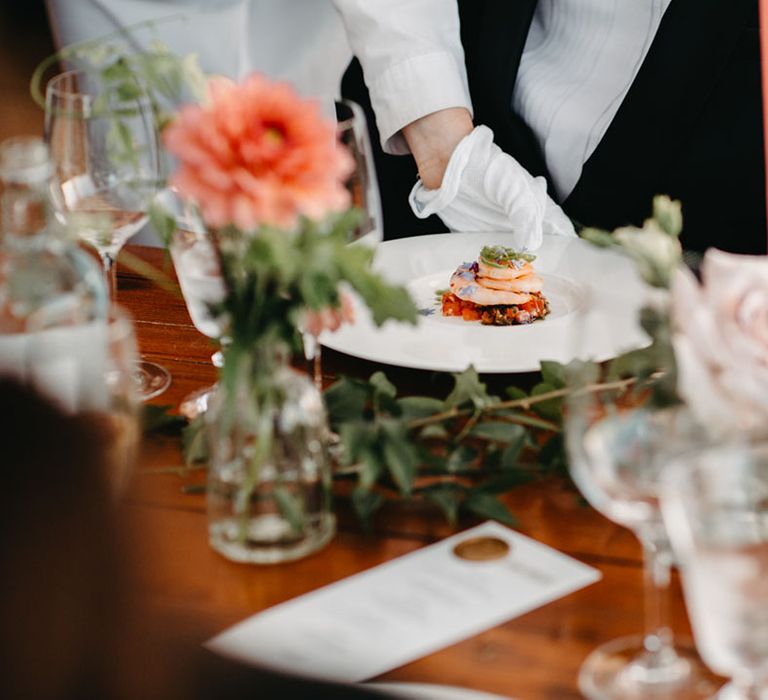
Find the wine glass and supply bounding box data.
[304,99,382,388]
[44,68,171,400]
[662,441,768,700]
[336,99,382,248]
[161,188,228,419]
[564,286,722,699]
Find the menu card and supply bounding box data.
[207,522,600,682]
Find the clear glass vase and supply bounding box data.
[205,347,336,564]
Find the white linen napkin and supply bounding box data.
[409,125,576,250]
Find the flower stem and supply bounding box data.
[407,376,641,431]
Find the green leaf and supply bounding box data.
[106,118,139,169]
[181,416,208,465]
[142,404,185,434]
[338,250,418,327]
[338,421,377,465]
[381,421,419,495]
[351,487,384,531]
[639,304,669,340]
[370,371,397,400]
[530,382,563,421]
[148,197,178,247]
[470,421,527,444]
[445,366,496,410]
[484,444,502,470]
[424,487,461,526]
[538,434,566,474]
[494,410,560,432]
[580,227,615,247]
[273,486,305,534]
[397,396,445,421]
[479,471,533,493]
[358,447,385,491]
[565,359,600,388]
[446,444,479,473]
[101,57,132,84]
[607,346,659,381]
[505,386,528,401]
[368,372,400,414]
[652,195,683,238]
[462,493,518,527]
[540,360,567,389]
[500,431,527,469]
[420,423,450,440]
[324,377,370,427]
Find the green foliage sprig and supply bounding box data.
[175,359,650,528]
[579,194,683,406]
[323,362,651,527]
[210,211,417,356]
[581,195,683,289]
[31,18,207,126]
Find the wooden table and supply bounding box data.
[118,245,701,700]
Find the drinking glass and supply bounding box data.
[45,68,170,400]
[565,286,721,699]
[28,304,141,494]
[662,441,768,700]
[336,99,382,248]
[303,99,382,388]
[162,188,228,419]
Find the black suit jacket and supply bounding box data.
[342,0,766,254]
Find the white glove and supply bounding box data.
[409,125,575,250]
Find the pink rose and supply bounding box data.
[672,249,768,436]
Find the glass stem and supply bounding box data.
[312,345,323,392]
[214,336,232,369]
[101,251,117,300]
[639,531,676,664]
[302,332,323,392]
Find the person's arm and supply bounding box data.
[402,107,473,189]
[332,0,473,166]
[333,0,574,243]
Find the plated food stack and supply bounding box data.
[442,246,550,325]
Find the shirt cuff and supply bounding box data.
[367,51,473,155]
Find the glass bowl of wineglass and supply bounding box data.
[565,284,724,699]
[44,68,170,400]
[159,188,227,419]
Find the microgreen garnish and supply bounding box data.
[479,246,536,268]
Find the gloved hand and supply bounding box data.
[408,125,575,250]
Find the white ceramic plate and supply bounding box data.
[321,233,647,374]
[368,682,515,700]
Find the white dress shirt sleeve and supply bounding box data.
[332,0,472,154]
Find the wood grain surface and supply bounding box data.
[118,245,709,700]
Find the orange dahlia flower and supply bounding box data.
[163,75,354,231]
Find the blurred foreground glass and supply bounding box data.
[28,305,141,494]
[44,69,170,400]
[662,442,768,700]
[566,285,721,699]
